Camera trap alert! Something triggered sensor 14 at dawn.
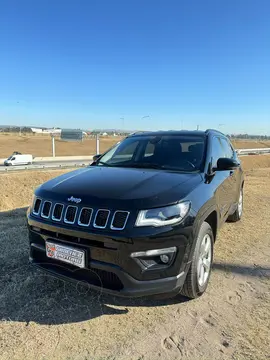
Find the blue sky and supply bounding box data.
[0,0,270,134]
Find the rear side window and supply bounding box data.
[211,137,226,167]
[220,138,234,159]
[144,142,155,158]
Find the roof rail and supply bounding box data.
[128,131,150,136]
[205,128,225,136]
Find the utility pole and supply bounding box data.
[96,134,100,154]
[52,135,56,157]
[120,117,125,132]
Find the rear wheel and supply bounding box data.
[180,221,214,299]
[227,188,243,222]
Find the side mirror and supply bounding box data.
[93,154,102,162]
[216,158,240,171]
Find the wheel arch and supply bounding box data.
[186,204,219,266]
[204,210,218,242]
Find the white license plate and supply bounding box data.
[46,241,85,268]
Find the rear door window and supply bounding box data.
[211,137,226,167]
[220,138,234,159]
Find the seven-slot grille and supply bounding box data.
[111,211,130,230]
[32,198,129,230]
[94,209,110,228]
[33,198,42,215]
[78,208,93,226]
[64,206,77,224]
[52,203,64,221]
[41,201,52,218]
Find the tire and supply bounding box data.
[227,188,243,222]
[180,221,214,299]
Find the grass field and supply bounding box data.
[0,155,269,359]
[0,134,123,158]
[0,133,270,158]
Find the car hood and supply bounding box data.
[36,166,203,209]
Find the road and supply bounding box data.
[0,159,91,172]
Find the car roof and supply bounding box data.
[128,129,225,138]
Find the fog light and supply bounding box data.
[160,254,170,264]
[130,247,176,258]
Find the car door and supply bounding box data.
[219,137,239,210]
[210,136,233,222]
[10,156,16,165]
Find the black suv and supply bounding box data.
[28,130,244,299]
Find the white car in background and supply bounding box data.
[4,153,33,166]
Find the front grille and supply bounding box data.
[41,201,52,218]
[33,198,42,215]
[94,209,110,228]
[32,199,129,230]
[111,211,129,230]
[78,207,93,226]
[64,206,77,224]
[52,203,64,221]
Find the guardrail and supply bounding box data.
[0,156,93,163]
[236,148,270,156]
[1,150,270,172]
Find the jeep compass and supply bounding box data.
[28,129,244,299]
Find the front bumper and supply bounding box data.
[28,214,193,297]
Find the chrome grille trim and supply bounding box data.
[78,207,93,227]
[32,199,128,230]
[93,209,110,229]
[64,205,78,224]
[110,211,130,230]
[41,201,52,219]
[32,197,42,215]
[51,203,64,222]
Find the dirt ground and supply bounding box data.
[0,133,270,158]
[0,156,269,360]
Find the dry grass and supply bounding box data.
[0,134,123,158]
[231,139,270,149]
[0,133,270,158]
[0,155,269,360]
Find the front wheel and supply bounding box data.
[227,188,243,222]
[180,221,214,299]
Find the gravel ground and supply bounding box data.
[0,157,269,360]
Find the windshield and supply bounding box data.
[96,135,206,172]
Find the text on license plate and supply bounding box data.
[45,241,85,268]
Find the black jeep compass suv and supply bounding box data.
[28,129,244,299]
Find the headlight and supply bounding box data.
[135,202,191,227]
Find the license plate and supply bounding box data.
[45,241,85,268]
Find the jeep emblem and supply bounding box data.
[67,196,82,204]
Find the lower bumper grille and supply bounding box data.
[31,247,123,291]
